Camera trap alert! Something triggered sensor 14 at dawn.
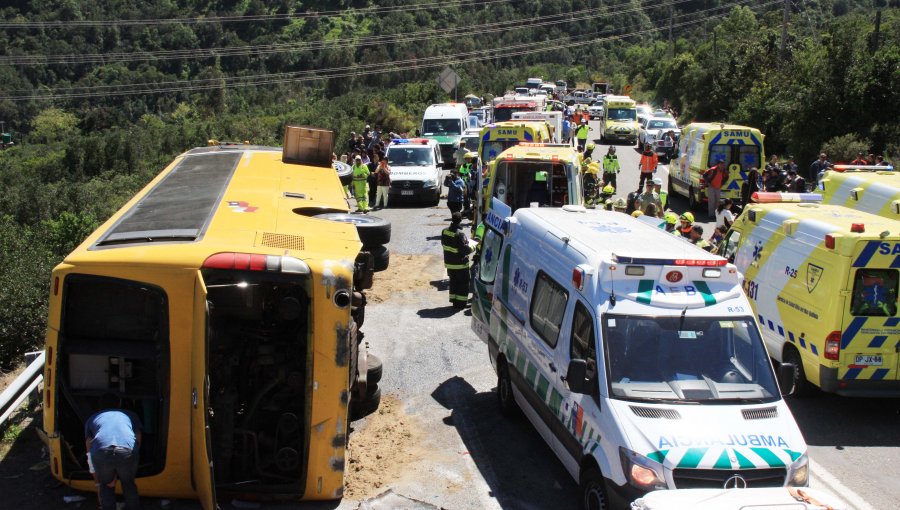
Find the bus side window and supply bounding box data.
[721,231,741,263]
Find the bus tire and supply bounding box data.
[313,213,391,247]
[579,467,610,510]
[367,354,383,385]
[783,346,813,397]
[350,385,381,420]
[369,245,390,272]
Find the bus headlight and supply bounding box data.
[620,448,667,491]
[788,454,809,486]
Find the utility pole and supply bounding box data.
[780,0,790,60]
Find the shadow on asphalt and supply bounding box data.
[430,376,577,509]
[428,279,449,292]
[786,393,900,448]
[416,305,463,319]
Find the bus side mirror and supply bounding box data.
[566,359,589,394]
[777,363,795,396]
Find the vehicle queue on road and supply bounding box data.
[451,79,897,509]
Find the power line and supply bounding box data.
[0,0,776,101]
[1,0,698,66]
[0,0,514,29]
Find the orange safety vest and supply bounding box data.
[639,152,658,173]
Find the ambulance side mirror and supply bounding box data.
[566,359,590,394]
[777,363,795,396]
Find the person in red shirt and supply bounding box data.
[703,160,728,218]
[850,151,867,167]
[637,143,658,192]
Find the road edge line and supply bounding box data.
[809,457,874,510]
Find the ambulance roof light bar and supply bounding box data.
[391,138,430,145]
[612,254,727,267]
[831,164,894,172]
[751,192,823,204]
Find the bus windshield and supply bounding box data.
[607,108,636,121]
[602,314,779,403]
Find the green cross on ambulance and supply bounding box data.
[482,206,808,509]
[719,192,900,397]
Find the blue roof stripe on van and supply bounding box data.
[842,317,868,349]
[891,255,900,268]
[852,240,881,267]
[885,317,900,327]
[749,133,762,146]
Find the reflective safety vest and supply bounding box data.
[459,163,473,182]
[441,226,471,270]
[352,163,369,182]
[603,154,620,174]
[576,124,590,140]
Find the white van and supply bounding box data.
[384,138,444,205]
[421,103,469,167]
[511,111,563,143]
[487,206,808,509]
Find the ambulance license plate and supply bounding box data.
[401,190,414,196]
[855,354,883,366]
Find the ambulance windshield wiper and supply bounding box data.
[678,305,688,331]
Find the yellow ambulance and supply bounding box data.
[476,120,552,165]
[481,143,583,216]
[41,127,389,508]
[817,166,900,220]
[600,95,638,144]
[671,123,765,209]
[718,192,900,397]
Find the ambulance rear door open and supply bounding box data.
[841,242,900,385]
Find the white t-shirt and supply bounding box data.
[715,208,735,229]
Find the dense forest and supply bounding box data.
[0,0,897,368]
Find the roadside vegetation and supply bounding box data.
[0,0,896,369]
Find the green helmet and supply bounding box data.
[680,212,694,223]
[665,211,678,225]
[535,171,548,182]
[602,184,615,194]
[586,142,596,151]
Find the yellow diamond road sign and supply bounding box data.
[438,67,460,93]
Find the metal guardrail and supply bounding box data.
[0,351,45,427]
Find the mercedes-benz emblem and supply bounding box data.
[403,181,411,188]
[723,474,748,489]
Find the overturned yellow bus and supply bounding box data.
[41,127,389,508]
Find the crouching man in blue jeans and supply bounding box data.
[85,395,143,510]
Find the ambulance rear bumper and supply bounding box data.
[819,366,900,397]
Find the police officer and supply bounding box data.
[602,146,620,189]
[351,155,370,213]
[442,212,473,308]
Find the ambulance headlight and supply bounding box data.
[788,454,809,486]
[422,178,437,188]
[620,448,667,491]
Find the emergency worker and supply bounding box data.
[351,155,370,213]
[678,212,694,238]
[689,225,713,251]
[442,212,473,308]
[663,211,678,233]
[637,143,658,192]
[575,119,590,151]
[602,146,620,188]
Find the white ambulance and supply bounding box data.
[487,206,808,509]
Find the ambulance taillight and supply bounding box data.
[825,234,836,249]
[824,331,841,361]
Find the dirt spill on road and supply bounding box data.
[366,254,445,304]
[343,395,429,500]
